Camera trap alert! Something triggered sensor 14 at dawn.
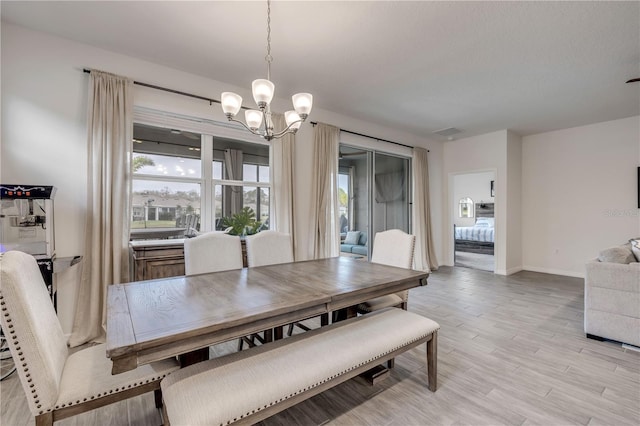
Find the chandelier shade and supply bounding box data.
[285,110,302,130]
[221,92,243,116]
[245,110,264,131]
[220,0,312,141]
[292,93,313,117]
[252,79,275,107]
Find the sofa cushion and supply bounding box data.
[340,244,355,253]
[352,245,368,256]
[598,246,636,264]
[344,231,361,245]
[358,232,368,246]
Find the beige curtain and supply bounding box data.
[223,149,243,217]
[270,113,296,256]
[310,123,340,259]
[412,147,438,271]
[69,70,133,347]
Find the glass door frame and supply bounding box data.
[339,143,412,260]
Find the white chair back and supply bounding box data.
[0,251,69,414]
[184,232,243,276]
[371,229,415,269]
[245,231,294,267]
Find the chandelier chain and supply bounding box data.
[265,0,272,81]
[220,0,311,141]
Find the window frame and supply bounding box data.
[132,107,272,235]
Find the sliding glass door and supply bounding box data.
[372,152,410,237]
[339,145,411,259]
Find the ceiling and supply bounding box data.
[2,1,639,140]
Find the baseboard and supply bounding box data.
[522,265,584,279]
[505,266,523,275]
[447,263,584,279]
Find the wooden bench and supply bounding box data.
[160,308,439,426]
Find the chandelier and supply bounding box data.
[220,0,313,141]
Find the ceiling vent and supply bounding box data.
[432,127,462,138]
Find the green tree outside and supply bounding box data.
[133,155,155,172]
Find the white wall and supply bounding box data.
[505,130,522,274]
[522,116,640,277]
[452,171,495,227]
[443,131,507,273]
[1,23,444,334]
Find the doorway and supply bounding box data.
[452,171,495,272]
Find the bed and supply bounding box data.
[454,203,494,255]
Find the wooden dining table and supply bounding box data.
[106,256,429,374]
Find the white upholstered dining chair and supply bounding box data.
[356,229,415,369]
[244,231,330,341]
[243,231,297,347]
[0,250,180,426]
[357,229,416,314]
[183,231,243,276]
[245,230,294,267]
[184,231,245,351]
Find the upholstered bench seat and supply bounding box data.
[161,308,439,426]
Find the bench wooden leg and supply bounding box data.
[162,402,170,426]
[427,331,437,392]
[35,412,53,426]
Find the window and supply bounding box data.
[131,123,271,238]
[241,163,270,224]
[212,138,270,231]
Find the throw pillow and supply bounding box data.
[344,231,361,245]
[475,217,495,228]
[598,246,636,264]
[630,239,640,262]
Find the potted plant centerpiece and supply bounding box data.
[222,207,263,237]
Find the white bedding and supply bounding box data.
[455,218,494,243]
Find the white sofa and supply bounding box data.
[584,257,640,347]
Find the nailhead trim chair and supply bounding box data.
[0,251,180,426]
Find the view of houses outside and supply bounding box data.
[132,154,270,231]
[131,124,272,236]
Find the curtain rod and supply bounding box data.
[82,69,257,110]
[310,121,428,152]
[83,69,427,152]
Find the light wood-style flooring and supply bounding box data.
[1,266,638,425]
